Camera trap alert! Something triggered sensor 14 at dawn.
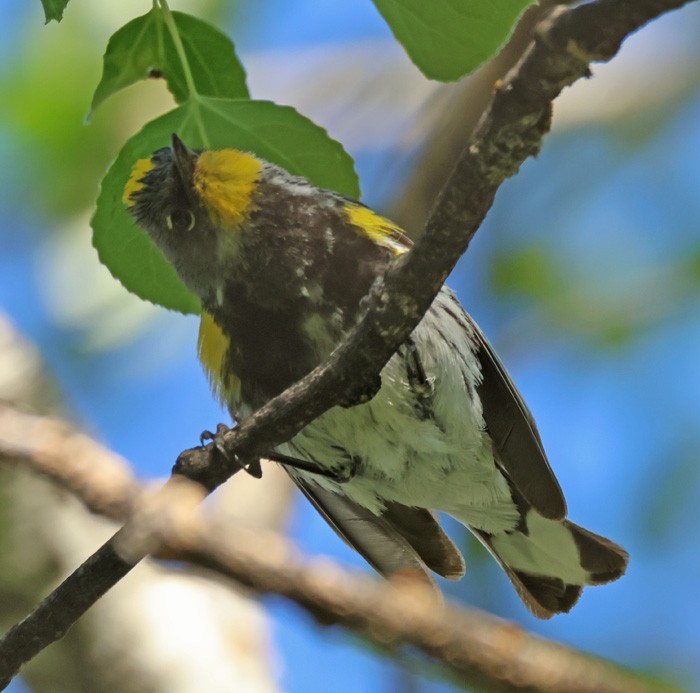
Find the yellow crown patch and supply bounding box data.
[193,150,262,230]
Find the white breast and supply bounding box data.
[283,287,521,534]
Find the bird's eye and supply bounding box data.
[166,210,196,231]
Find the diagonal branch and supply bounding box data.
[0,405,666,693]
[0,0,694,687]
[174,0,695,487]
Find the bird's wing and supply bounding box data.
[465,312,567,519]
[293,476,465,582]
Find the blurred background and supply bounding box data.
[1,1,700,691]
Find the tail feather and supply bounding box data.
[507,569,582,618]
[293,476,465,587]
[567,521,629,584]
[474,512,628,619]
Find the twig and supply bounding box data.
[0,0,693,687]
[0,405,138,521]
[0,413,210,689]
[164,505,657,693]
[0,405,667,693]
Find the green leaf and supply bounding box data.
[166,11,248,103]
[92,98,360,314]
[41,0,69,23]
[372,0,534,81]
[90,9,248,116]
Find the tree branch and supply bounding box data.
[0,405,666,693]
[174,0,695,490]
[390,0,575,235]
[0,0,693,687]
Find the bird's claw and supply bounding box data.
[199,423,263,479]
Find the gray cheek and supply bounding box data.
[138,222,169,257]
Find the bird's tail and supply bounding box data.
[473,511,628,618]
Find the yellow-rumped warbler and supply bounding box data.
[124,134,627,618]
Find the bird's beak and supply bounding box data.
[171,133,197,185]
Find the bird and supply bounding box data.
[124,133,628,618]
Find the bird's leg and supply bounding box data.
[264,452,360,483]
[199,423,262,478]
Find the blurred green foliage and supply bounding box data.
[491,244,560,302]
[1,28,112,216]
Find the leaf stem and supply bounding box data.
[158,0,196,99]
[157,0,210,147]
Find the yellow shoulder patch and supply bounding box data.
[345,203,412,255]
[198,310,240,405]
[123,158,155,207]
[193,150,262,230]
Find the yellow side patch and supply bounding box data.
[123,158,155,207]
[193,150,262,230]
[197,310,240,404]
[345,204,412,255]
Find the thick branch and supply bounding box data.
[0,406,664,693]
[390,0,577,234]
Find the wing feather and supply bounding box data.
[465,313,567,519]
[293,477,464,582]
